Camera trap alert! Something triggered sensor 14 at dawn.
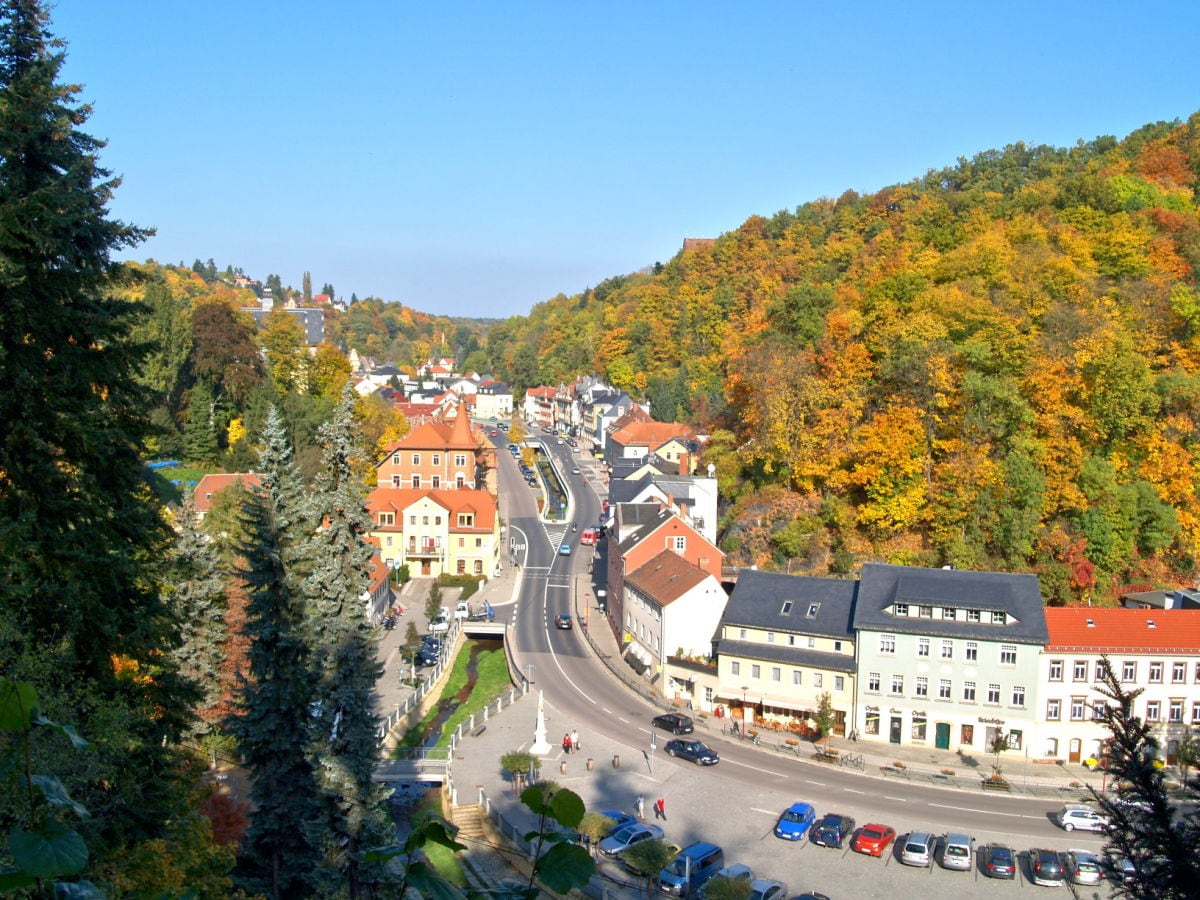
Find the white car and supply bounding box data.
[598,823,664,857]
[1057,804,1109,832]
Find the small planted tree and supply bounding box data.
[814,691,835,749]
[425,580,444,620]
[703,872,754,900]
[620,838,679,897]
[990,733,1010,777]
[500,750,540,793]
[578,812,617,855]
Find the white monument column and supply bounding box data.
[530,689,552,754]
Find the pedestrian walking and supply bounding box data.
[635,794,645,820]
[571,729,580,752]
[654,796,666,821]
[562,732,572,754]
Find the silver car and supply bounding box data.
[1065,849,1103,886]
[941,833,973,871]
[900,831,934,867]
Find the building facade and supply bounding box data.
[366,487,500,578]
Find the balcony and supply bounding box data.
[407,541,444,558]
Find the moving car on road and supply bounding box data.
[651,713,694,734]
[850,823,895,857]
[554,613,572,629]
[558,543,572,556]
[664,739,719,765]
[1056,804,1108,832]
[774,802,816,841]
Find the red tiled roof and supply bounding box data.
[625,550,711,605]
[366,487,497,531]
[193,473,261,512]
[1044,607,1200,652]
[611,420,696,448]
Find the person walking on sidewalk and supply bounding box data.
[635,794,645,820]
[653,796,666,821]
[562,732,572,754]
[571,729,580,752]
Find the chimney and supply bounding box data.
[678,452,689,476]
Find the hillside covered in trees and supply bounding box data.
[486,115,1200,603]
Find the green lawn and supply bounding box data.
[394,645,513,752]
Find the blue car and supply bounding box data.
[599,811,636,835]
[664,739,719,766]
[558,544,572,556]
[775,802,816,840]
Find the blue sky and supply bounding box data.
[53,1,1200,319]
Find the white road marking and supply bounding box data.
[885,796,908,802]
[723,758,788,777]
[926,802,1043,819]
[805,780,826,786]
[750,807,779,815]
[844,788,865,794]
[617,717,629,724]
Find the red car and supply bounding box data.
[851,823,896,857]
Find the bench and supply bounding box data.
[471,724,487,737]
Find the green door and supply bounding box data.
[935,722,951,750]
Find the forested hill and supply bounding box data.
[488,114,1200,603]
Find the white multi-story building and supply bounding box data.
[1036,607,1200,766]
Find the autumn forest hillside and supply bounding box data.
[487,114,1200,604]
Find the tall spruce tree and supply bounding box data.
[0,0,194,865]
[303,384,391,897]
[228,407,322,898]
[1092,657,1200,897]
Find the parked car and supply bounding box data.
[659,840,724,896]
[1057,804,1109,832]
[1029,847,1066,886]
[810,814,855,848]
[428,615,449,633]
[747,879,787,900]
[981,844,1016,879]
[558,543,572,556]
[414,647,439,667]
[664,739,719,766]
[1064,849,1103,886]
[554,613,572,629]
[940,832,973,871]
[421,634,442,651]
[789,895,832,900]
[598,823,664,857]
[774,802,816,841]
[700,863,753,899]
[651,713,694,734]
[900,831,934,867]
[598,811,635,835]
[851,823,896,857]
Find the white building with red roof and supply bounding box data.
[192,473,261,520]
[1037,606,1200,766]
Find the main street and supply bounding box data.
[482,426,1112,895]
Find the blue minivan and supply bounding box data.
[659,841,724,896]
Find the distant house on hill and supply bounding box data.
[193,473,262,521]
[683,237,716,251]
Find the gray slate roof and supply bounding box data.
[722,569,857,639]
[715,639,857,674]
[853,563,1048,645]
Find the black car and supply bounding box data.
[421,635,442,652]
[664,739,719,766]
[981,844,1016,879]
[554,614,572,629]
[810,813,856,848]
[651,713,694,734]
[414,648,439,667]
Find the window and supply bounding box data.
[866,711,880,735]
[938,679,952,700]
[941,640,953,660]
[966,609,981,623]
[813,673,823,688]
[771,667,781,683]
[730,661,740,676]
[409,515,417,525]
[1192,701,1200,724]
[942,607,956,620]
[1150,662,1163,683]
[378,512,395,526]
[879,634,896,654]
[411,475,421,488]
[457,513,474,527]
[1095,660,1109,682]
[1170,700,1184,723]
[738,628,747,640]
[966,641,978,662]
[780,600,793,615]
[1195,661,1200,683]
[793,670,802,686]
[986,683,1001,704]
[1000,645,1017,666]
[1092,701,1106,721]
[1070,698,1085,720]
[891,674,904,694]
[911,714,927,741]
[807,637,815,648]
[1173,662,1187,683]
[1047,699,1061,720]
[915,676,928,698]
[787,635,796,646]
[751,664,761,679]
[917,637,930,657]
[670,536,686,552]
[411,453,420,465]
[991,610,1007,624]
[1008,729,1023,751]
[430,454,440,466]
[473,559,483,574]
[919,605,933,618]
[963,681,976,702]
[894,603,909,616]
[1012,685,1026,707]
[1073,660,1088,681]
[867,672,880,692]
[807,603,820,618]
[766,632,775,644]
[834,675,844,691]
[391,453,400,465]
[834,640,843,652]
[1146,701,1161,722]
[431,475,441,488]
[454,453,466,467]
[1049,659,1063,681]
[1122,661,1137,682]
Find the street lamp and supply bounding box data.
[524,663,535,690]
[741,686,749,735]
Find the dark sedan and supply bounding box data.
[981,844,1016,879]
[810,813,856,848]
[664,739,719,766]
[1029,848,1065,886]
[651,713,694,734]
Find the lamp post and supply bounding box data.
[649,731,657,774]
[524,663,535,690]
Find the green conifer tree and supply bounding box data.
[303,384,391,896]
[228,407,321,898]
[184,377,220,463]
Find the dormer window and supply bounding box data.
[780,601,793,615]
[919,605,933,618]
[807,603,820,618]
[941,607,956,620]
[991,610,1007,624]
[894,603,909,616]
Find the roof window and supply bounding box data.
[807,603,820,618]
[780,601,793,615]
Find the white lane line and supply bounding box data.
[750,807,779,816]
[804,780,826,786]
[544,582,598,705]
[617,717,630,724]
[926,802,1044,819]
[723,758,788,777]
[844,788,865,794]
[884,796,907,802]
[601,708,613,715]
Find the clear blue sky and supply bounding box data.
[53,1,1200,320]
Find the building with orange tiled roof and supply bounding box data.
[193,473,262,520]
[365,486,500,578]
[522,386,556,430]
[1036,606,1200,767]
[608,420,698,464]
[375,412,487,490]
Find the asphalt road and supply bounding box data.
[482,426,1116,897]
